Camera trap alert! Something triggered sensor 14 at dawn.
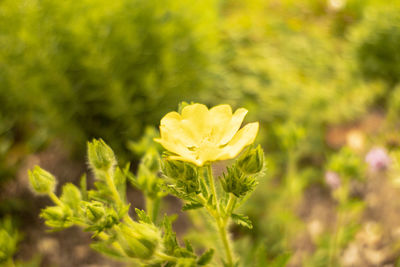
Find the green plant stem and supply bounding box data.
[207,164,219,212]
[218,222,234,266]
[226,194,236,216]
[48,192,63,207]
[104,169,137,226]
[105,169,122,206]
[206,164,234,267]
[155,251,178,262]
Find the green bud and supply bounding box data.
[162,158,199,194]
[237,145,264,175]
[28,166,56,194]
[221,165,257,197]
[116,222,161,259]
[87,139,116,171]
[84,201,105,222]
[40,205,73,229]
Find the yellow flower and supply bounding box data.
[155,103,259,166]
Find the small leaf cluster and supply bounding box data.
[30,139,215,266]
[0,217,20,264]
[221,145,264,198]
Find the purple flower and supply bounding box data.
[325,171,341,190]
[365,147,391,172]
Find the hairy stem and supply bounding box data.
[105,169,122,206]
[207,164,234,266]
[48,192,64,207]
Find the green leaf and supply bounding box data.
[197,249,214,265]
[231,213,253,229]
[184,240,193,253]
[135,208,152,224]
[199,177,209,199]
[182,202,203,211]
[60,183,82,211]
[91,241,125,260]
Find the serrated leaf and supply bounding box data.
[231,213,253,229]
[207,195,213,206]
[135,208,152,224]
[197,249,214,265]
[182,202,203,211]
[200,177,208,199]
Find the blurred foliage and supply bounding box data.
[0,0,220,178]
[350,3,400,87]
[1,0,400,265]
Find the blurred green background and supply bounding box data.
[2,0,400,266]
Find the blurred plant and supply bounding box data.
[365,147,391,172]
[0,216,20,266]
[350,3,400,87]
[0,0,221,161]
[308,147,365,266]
[29,103,265,266]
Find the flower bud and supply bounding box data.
[87,139,116,171]
[221,165,257,197]
[116,222,161,259]
[40,205,73,229]
[84,201,105,223]
[28,166,56,194]
[162,158,199,194]
[237,145,264,175]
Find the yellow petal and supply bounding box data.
[219,108,248,145]
[217,122,259,160]
[160,111,196,147]
[168,155,204,167]
[209,104,233,143]
[181,104,210,141]
[154,134,193,160]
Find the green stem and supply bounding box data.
[225,194,236,217]
[218,223,234,267]
[207,165,219,213]
[206,164,235,266]
[155,251,178,262]
[105,169,122,206]
[48,192,63,207]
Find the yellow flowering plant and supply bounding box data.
[158,103,265,266]
[155,103,259,166]
[28,103,264,267]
